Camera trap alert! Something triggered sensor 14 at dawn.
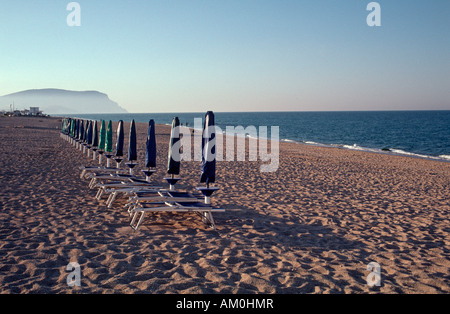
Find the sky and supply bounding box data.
[0,0,449,113]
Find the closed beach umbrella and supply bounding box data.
[142,119,157,181]
[105,120,113,167]
[61,118,66,134]
[78,120,84,151]
[75,119,80,140]
[114,120,124,168]
[70,119,75,138]
[167,117,180,175]
[115,120,124,158]
[105,120,113,154]
[165,117,181,190]
[98,120,106,152]
[67,118,71,134]
[92,120,99,149]
[79,120,84,141]
[86,120,93,146]
[77,119,82,140]
[200,111,216,186]
[145,120,157,168]
[91,120,99,160]
[82,120,88,154]
[196,111,220,204]
[97,120,106,164]
[128,119,137,162]
[83,120,89,144]
[87,120,94,157]
[126,119,138,175]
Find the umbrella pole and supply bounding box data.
[170,174,175,191]
[205,183,211,204]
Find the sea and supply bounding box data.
[72,111,450,162]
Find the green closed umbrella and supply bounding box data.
[98,120,106,152]
[105,120,113,153]
[105,120,113,167]
[70,119,75,138]
[98,120,106,164]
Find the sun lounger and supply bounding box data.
[79,166,127,179]
[128,190,225,230]
[97,177,163,207]
[86,172,135,189]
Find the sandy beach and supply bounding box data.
[0,116,449,294]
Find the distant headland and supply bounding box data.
[0,89,127,115]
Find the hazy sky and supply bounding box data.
[0,0,449,113]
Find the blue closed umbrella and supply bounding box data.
[165,117,181,190]
[79,120,84,142]
[115,120,124,157]
[91,120,99,161]
[145,120,157,168]
[126,120,138,174]
[83,120,88,144]
[114,120,124,167]
[142,120,157,181]
[200,111,216,186]
[167,117,180,175]
[128,120,137,162]
[196,111,219,204]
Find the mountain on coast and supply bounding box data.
[0,89,127,114]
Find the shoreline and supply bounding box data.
[284,139,450,164]
[52,114,450,164]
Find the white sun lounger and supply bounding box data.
[79,166,127,179]
[97,177,163,207]
[128,190,225,230]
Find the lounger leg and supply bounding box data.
[88,178,95,189]
[107,191,118,208]
[135,212,146,230]
[130,212,139,229]
[126,203,135,216]
[105,192,113,207]
[130,211,146,230]
[202,211,216,230]
[96,188,104,200]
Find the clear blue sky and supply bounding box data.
[0,0,449,113]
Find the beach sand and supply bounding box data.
[0,116,449,294]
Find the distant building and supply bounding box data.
[29,107,40,116]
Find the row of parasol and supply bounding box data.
[61,111,217,197]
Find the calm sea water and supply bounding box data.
[72,111,450,162]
